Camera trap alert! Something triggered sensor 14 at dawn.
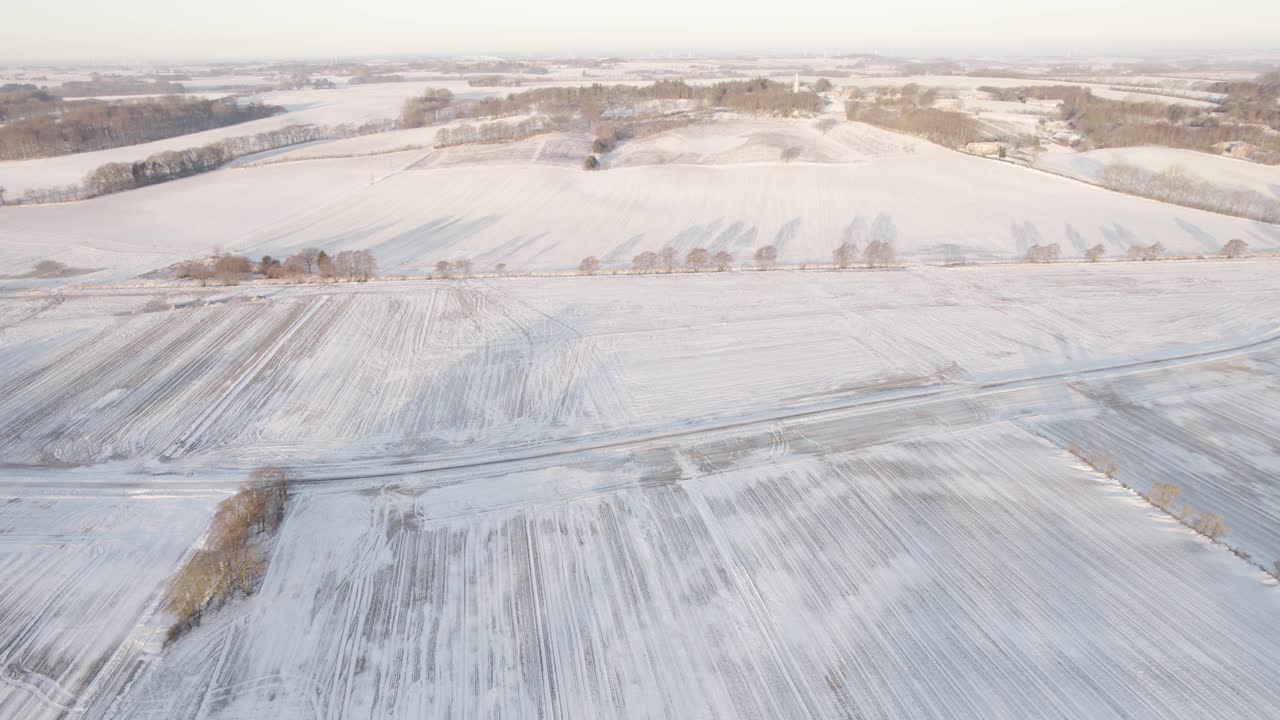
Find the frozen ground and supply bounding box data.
[2,260,1280,718]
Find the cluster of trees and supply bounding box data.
[986,84,1280,163]
[433,258,473,278]
[435,118,550,147]
[401,88,455,128]
[1207,72,1280,131]
[0,97,282,160]
[832,240,897,267]
[846,100,989,149]
[0,84,63,122]
[1017,238,1248,264]
[325,249,378,281]
[180,247,377,285]
[434,60,549,75]
[166,468,290,641]
[630,247,735,273]
[75,120,393,200]
[348,71,408,85]
[407,78,821,134]
[467,76,524,87]
[1097,163,1280,223]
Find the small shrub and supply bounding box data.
[1193,512,1228,540]
[1148,482,1181,510]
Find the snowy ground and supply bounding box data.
[2,260,1280,718]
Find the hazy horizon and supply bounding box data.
[4,0,1280,64]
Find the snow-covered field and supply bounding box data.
[2,260,1280,718]
[4,56,1280,718]
[3,118,1277,286]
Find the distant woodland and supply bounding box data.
[0,95,283,160]
[845,85,994,149]
[402,78,823,129]
[982,75,1280,163]
[54,74,188,97]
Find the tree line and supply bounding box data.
[402,78,822,131]
[55,74,187,97]
[0,84,63,122]
[65,120,391,201]
[0,96,283,160]
[435,118,551,147]
[180,248,377,285]
[1098,163,1280,223]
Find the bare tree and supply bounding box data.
[633,251,658,273]
[686,248,710,272]
[1149,482,1181,510]
[353,250,376,281]
[1222,238,1248,258]
[659,246,679,274]
[833,242,858,269]
[713,251,733,272]
[495,262,508,274]
[1085,244,1106,262]
[780,146,803,163]
[435,260,453,278]
[299,247,321,274]
[214,255,250,286]
[1194,512,1228,540]
[454,258,473,277]
[281,254,308,278]
[1024,243,1061,263]
[754,245,778,270]
[863,240,895,267]
[316,250,334,278]
[579,256,601,275]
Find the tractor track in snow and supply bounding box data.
[3,328,1277,493]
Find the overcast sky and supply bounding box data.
[4,0,1279,62]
